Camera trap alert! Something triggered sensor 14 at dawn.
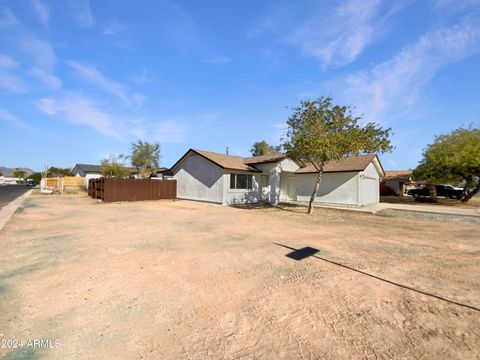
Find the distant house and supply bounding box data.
[169,149,385,207]
[383,170,413,196]
[71,164,103,187]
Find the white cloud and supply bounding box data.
[0,108,30,130]
[0,54,18,69]
[71,0,94,28]
[201,56,231,64]
[288,0,381,67]
[31,0,49,27]
[153,120,185,143]
[18,36,56,70]
[103,19,124,36]
[343,18,480,123]
[36,96,121,139]
[0,56,27,92]
[132,93,147,107]
[249,0,410,68]
[0,72,28,92]
[433,0,480,13]
[131,69,152,85]
[0,8,18,28]
[29,67,62,90]
[68,61,136,104]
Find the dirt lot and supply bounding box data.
[1,194,479,359]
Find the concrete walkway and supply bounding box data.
[315,202,480,217]
[0,189,32,232]
[368,202,480,217]
[285,200,480,217]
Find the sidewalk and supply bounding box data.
[0,189,33,232]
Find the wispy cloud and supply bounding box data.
[0,54,27,93]
[131,69,153,85]
[0,8,18,28]
[70,0,94,28]
[433,0,480,13]
[103,19,124,36]
[289,0,382,68]
[0,54,18,69]
[31,0,49,27]
[0,108,30,130]
[249,0,409,68]
[18,36,56,70]
[68,61,144,105]
[153,120,185,143]
[36,96,121,139]
[343,18,480,123]
[29,67,61,90]
[201,56,231,64]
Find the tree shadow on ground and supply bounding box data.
[274,242,480,313]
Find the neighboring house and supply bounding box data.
[383,170,413,196]
[71,164,103,187]
[169,149,385,206]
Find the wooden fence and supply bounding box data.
[88,178,177,202]
[45,176,85,192]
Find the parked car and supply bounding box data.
[380,183,397,196]
[407,184,465,199]
[26,179,35,186]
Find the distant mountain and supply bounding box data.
[0,167,34,177]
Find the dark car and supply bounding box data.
[407,184,464,199]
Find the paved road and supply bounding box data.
[0,185,31,210]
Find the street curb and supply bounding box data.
[0,189,33,233]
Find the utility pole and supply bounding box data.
[226,146,229,155]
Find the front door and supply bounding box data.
[287,176,297,201]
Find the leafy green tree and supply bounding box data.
[101,155,131,178]
[250,140,281,156]
[283,97,392,214]
[131,140,160,178]
[27,172,42,184]
[48,167,71,177]
[13,169,26,182]
[413,127,480,202]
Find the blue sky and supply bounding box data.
[1,0,479,171]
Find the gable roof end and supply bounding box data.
[74,164,102,173]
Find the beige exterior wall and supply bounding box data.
[291,172,360,206]
[223,172,261,205]
[173,154,225,203]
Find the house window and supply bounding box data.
[230,174,253,189]
[261,175,269,188]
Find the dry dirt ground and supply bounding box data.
[1,194,479,360]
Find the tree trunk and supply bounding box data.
[308,170,323,214]
[428,183,437,202]
[461,181,480,203]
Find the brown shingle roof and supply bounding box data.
[243,153,287,164]
[295,154,378,173]
[384,170,413,181]
[189,149,261,172]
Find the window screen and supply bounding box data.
[230,174,253,189]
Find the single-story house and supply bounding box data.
[383,170,413,196]
[169,149,385,207]
[71,164,103,188]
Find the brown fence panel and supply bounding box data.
[88,178,176,202]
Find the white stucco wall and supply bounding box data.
[173,154,224,203]
[223,172,261,205]
[85,173,102,188]
[283,171,360,206]
[358,162,380,205]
